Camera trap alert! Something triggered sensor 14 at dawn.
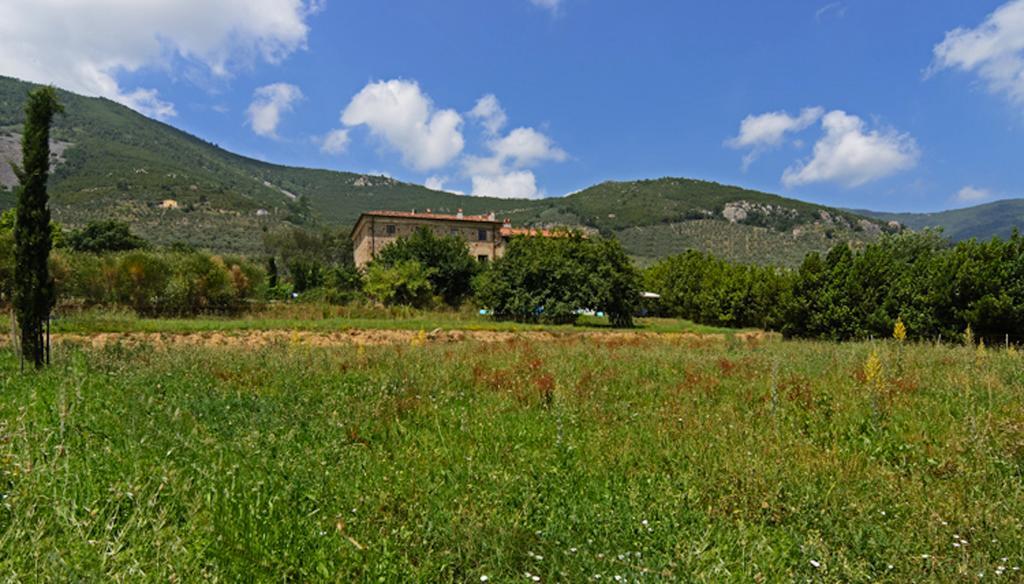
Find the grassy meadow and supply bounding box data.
[1,331,1022,581]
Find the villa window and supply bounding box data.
[477,229,487,241]
[385,224,396,235]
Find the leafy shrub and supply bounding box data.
[364,259,435,308]
[66,220,148,253]
[50,250,115,306]
[114,251,171,314]
[374,227,479,307]
[45,250,266,316]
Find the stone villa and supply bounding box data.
[351,209,552,268]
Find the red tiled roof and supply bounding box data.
[359,210,500,223]
[500,227,561,238]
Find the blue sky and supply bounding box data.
[2,1,1023,211]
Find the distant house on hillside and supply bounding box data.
[351,209,557,268]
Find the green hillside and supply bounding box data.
[1,75,891,264]
[0,76,543,253]
[856,199,1024,242]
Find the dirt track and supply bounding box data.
[11,329,774,350]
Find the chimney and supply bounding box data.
[487,211,496,221]
[456,208,464,219]
[503,217,512,228]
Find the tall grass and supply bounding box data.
[1,337,1021,581]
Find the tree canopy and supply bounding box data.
[373,227,479,307]
[475,232,640,327]
[66,220,148,253]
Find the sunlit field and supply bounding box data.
[1,333,1022,581]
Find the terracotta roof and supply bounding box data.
[359,210,500,223]
[500,227,561,238]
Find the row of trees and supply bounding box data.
[2,217,644,327]
[357,227,641,327]
[50,250,265,316]
[18,212,1024,341]
[645,230,1024,343]
[644,250,789,330]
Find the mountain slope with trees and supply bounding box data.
[856,199,1024,242]
[3,75,900,265]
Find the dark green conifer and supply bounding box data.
[12,87,62,368]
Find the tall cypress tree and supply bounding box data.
[12,87,62,368]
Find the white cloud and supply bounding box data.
[489,127,568,167]
[727,107,823,169]
[815,2,847,22]
[247,83,303,138]
[320,128,350,155]
[336,82,564,199]
[530,0,562,14]
[0,0,316,119]
[782,110,919,188]
[469,94,508,135]
[463,127,566,180]
[932,0,1024,106]
[424,176,464,195]
[472,170,542,199]
[953,185,993,204]
[463,127,566,199]
[341,79,465,171]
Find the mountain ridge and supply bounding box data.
[854,199,1024,242]
[5,75,1008,265]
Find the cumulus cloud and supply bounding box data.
[931,0,1024,106]
[727,107,823,169]
[953,185,993,204]
[336,81,565,198]
[247,83,303,138]
[489,127,568,167]
[472,170,542,199]
[0,0,316,119]
[782,110,919,188]
[464,127,566,198]
[468,94,508,135]
[341,79,465,171]
[320,128,350,155]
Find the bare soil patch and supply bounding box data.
[6,328,775,350]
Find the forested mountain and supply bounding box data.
[2,75,899,264]
[856,200,1024,242]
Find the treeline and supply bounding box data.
[1,216,642,327]
[645,230,1024,343]
[6,211,1022,341]
[260,224,641,326]
[50,251,265,316]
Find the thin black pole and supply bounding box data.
[45,318,50,365]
